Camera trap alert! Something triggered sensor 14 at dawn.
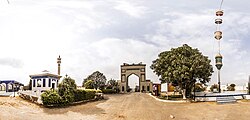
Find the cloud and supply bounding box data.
[0,58,23,68]
[113,1,148,18]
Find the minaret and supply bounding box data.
[57,55,61,76]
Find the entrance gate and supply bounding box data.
[119,63,152,93]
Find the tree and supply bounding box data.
[151,44,213,99]
[227,84,236,91]
[84,80,95,89]
[82,71,107,89]
[106,79,118,89]
[58,75,77,103]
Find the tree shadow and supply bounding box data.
[41,98,109,115]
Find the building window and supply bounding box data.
[43,79,46,87]
[33,79,36,87]
[37,79,41,87]
[49,79,51,87]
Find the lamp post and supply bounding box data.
[215,54,223,93]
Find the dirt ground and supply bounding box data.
[0,93,250,120]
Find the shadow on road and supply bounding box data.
[42,99,108,115]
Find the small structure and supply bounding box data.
[0,80,24,92]
[152,83,161,96]
[29,70,61,92]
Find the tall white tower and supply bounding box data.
[57,55,61,76]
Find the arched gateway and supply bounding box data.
[119,63,153,93]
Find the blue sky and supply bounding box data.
[0,0,250,86]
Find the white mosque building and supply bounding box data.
[30,70,61,92]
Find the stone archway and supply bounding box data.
[119,63,152,93]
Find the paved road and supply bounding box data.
[1,93,250,120]
[97,93,250,120]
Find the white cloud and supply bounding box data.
[0,58,23,68]
[114,1,148,18]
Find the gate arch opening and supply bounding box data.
[127,74,140,92]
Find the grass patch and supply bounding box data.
[158,95,183,100]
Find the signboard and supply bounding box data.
[161,83,168,92]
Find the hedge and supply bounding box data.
[74,89,87,102]
[102,89,117,94]
[41,89,102,106]
[41,90,64,106]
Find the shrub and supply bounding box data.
[95,89,102,93]
[41,90,63,106]
[74,89,87,102]
[74,89,101,102]
[194,83,206,92]
[85,89,97,100]
[41,86,102,106]
[227,84,236,91]
[210,84,219,92]
[102,89,116,94]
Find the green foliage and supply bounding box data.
[106,79,118,90]
[73,89,102,102]
[41,75,103,106]
[159,94,183,100]
[102,89,117,94]
[151,44,213,98]
[194,83,206,92]
[42,89,102,106]
[83,71,107,89]
[41,90,63,106]
[84,80,95,89]
[227,84,236,91]
[73,89,87,102]
[210,84,219,92]
[58,76,77,103]
[84,89,97,100]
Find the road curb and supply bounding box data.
[147,93,188,103]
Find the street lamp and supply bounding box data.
[215,53,223,93]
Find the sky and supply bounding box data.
[0,0,250,86]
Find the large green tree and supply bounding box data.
[151,44,213,99]
[82,71,107,89]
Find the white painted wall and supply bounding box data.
[31,77,58,91]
